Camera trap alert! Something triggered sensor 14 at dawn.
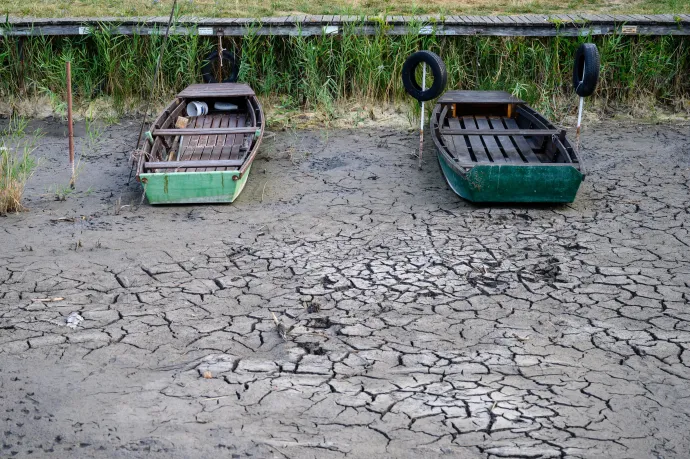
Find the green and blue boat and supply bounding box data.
[136,83,264,204]
[430,90,584,203]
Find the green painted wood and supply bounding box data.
[139,167,251,204]
[437,154,582,203]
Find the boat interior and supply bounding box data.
[140,84,263,174]
[432,91,580,167]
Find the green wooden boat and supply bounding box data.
[136,83,264,204]
[430,91,584,203]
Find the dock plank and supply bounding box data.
[199,116,219,171]
[179,115,203,172]
[225,114,240,162]
[193,115,214,171]
[475,117,506,163]
[443,117,474,163]
[488,117,522,163]
[502,118,541,163]
[4,14,689,37]
[216,114,237,171]
[460,116,491,163]
[229,114,246,164]
[210,114,229,172]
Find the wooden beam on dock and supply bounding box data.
[1,14,689,37]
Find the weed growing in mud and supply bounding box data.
[84,117,103,157]
[49,183,73,202]
[0,117,39,214]
[48,159,85,200]
[0,26,689,119]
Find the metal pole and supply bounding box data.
[418,62,426,169]
[66,61,75,189]
[575,62,585,154]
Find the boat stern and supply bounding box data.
[139,168,251,204]
[438,154,583,203]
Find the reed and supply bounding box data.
[1,27,688,119]
[0,117,38,214]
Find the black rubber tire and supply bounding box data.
[573,43,600,97]
[402,51,447,102]
[202,49,239,84]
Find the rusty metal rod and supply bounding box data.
[66,60,75,188]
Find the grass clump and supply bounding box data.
[0,117,38,214]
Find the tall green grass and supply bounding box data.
[0,27,212,110]
[1,25,688,118]
[1,117,38,213]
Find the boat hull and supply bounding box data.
[140,166,251,204]
[437,152,582,203]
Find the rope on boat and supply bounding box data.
[129,148,147,166]
[218,35,224,68]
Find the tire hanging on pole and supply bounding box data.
[573,43,600,97]
[202,49,240,84]
[401,51,448,102]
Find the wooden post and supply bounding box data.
[66,61,75,189]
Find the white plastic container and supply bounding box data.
[186,101,208,117]
[214,102,238,111]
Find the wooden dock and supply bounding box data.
[2,14,690,37]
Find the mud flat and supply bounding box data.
[1,118,690,458]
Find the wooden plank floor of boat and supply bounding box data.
[443,115,542,164]
[175,112,249,172]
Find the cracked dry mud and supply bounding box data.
[1,118,689,459]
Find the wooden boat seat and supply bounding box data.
[441,115,548,164]
[177,83,255,98]
[438,90,524,105]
